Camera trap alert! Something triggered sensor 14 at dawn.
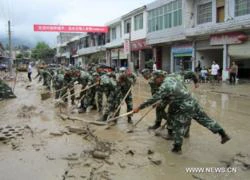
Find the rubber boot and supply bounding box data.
[148,121,161,130]
[218,130,231,144]
[127,116,133,124]
[171,144,182,154]
[164,129,174,140]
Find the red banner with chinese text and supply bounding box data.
[34,24,108,33]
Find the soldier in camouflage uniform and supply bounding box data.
[41,68,53,90]
[0,79,16,100]
[97,72,121,122]
[53,69,65,99]
[117,67,136,123]
[93,72,103,113]
[61,68,76,105]
[77,70,93,113]
[141,69,169,130]
[133,72,230,153]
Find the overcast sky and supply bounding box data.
[0,0,154,47]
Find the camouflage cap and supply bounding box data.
[141,68,151,76]
[152,70,167,78]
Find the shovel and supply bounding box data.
[127,101,160,133]
[105,111,134,129]
[106,86,132,122]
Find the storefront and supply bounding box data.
[111,48,128,69]
[229,39,250,79]
[172,44,193,72]
[131,39,152,71]
[210,31,249,80]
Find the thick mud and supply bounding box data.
[0,72,250,180]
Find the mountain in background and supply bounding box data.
[0,37,35,49]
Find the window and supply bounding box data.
[235,0,250,16]
[216,0,225,23]
[111,27,116,40]
[124,19,131,34]
[197,2,212,24]
[134,13,143,30]
[148,0,182,32]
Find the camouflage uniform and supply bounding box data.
[117,71,136,123]
[97,74,121,121]
[77,70,92,111]
[0,79,16,100]
[142,69,169,129]
[53,70,64,99]
[42,69,53,90]
[61,70,75,105]
[138,74,229,152]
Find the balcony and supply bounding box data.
[186,18,250,38]
[78,46,106,56]
[105,39,123,49]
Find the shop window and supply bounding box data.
[197,2,212,24]
[235,0,250,16]
[134,13,143,31]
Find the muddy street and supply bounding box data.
[1,72,250,180]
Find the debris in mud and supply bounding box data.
[50,131,64,136]
[220,153,250,171]
[63,153,79,161]
[92,150,109,159]
[126,150,135,156]
[66,126,88,135]
[24,125,34,137]
[17,105,37,118]
[148,156,162,165]
[147,149,154,155]
[46,155,56,160]
[118,162,126,169]
[0,125,25,143]
[0,79,16,100]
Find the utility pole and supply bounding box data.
[128,23,134,72]
[8,20,13,74]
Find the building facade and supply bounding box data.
[56,0,250,79]
[146,0,250,79]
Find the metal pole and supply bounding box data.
[8,20,13,75]
[128,23,134,72]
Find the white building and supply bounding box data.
[146,0,250,79]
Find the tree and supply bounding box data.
[31,42,55,61]
[16,53,23,59]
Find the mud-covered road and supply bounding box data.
[0,72,250,180]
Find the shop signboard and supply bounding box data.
[210,32,247,45]
[130,39,150,51]
[124,39,130,55]
[172,45,193,57]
